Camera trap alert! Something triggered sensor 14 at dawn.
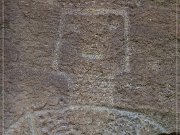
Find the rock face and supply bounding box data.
[3,0,179,135]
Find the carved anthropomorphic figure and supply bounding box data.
[5,7,171,135]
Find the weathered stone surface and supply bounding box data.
[3,0,179,134]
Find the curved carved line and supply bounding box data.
[5,105,167,134]
[35,105,167,132]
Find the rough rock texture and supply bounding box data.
[3,0,180,134]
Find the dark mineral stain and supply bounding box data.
[159,133,180,135]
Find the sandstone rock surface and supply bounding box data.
[2,0,180,134]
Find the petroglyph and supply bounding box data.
[52,41,60,71]
[52,8,130,106]
[5,0,177,134]
[81,53,104,60]
[5,105,167,135]
[52,14,65,71]
[123,10,130,73]
[53,8,130,69]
